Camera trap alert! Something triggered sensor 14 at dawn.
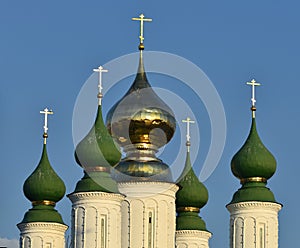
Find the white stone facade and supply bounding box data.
[227,201,282,248]
[175,230,212,248]
[118,181,178,248]
[17,222,68,248]
[68,192,124,248]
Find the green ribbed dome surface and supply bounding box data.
[229,181,276,204]
[20,205,65,224]
[229,115,279,204]
[23,144,65,202]
[75,106,121,169]
[20,143,66,225]
[73,171,119,193]
[231,118,276,180]
[73,105,121,193]
[176,152,208,209]
[176,151,209,231]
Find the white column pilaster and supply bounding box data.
[18,222,68,248]
[227,201,282,248]
[68,192,124,248]
[175,230,211,248]
[118,182,178,248]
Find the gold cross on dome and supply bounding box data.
[93,66,108,105]
[132,14,152,44]
[182,117,195,151]
[246,79,261,107]
[40,108,53,143]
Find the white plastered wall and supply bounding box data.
[227,201,282,248]
[68,192,124,248]
[175,230,211,248]
[18,222,68,248]
[118,182,178,248]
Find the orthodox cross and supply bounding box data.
[132,14,152,45]
[40,108,53,143]
[182,117,195,151]
[93,66,108,105]
[246,79,261,107]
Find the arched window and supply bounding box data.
[148,210,154,248]
[100,215,107,248]
[258,223,265,248]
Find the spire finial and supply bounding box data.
[93,66,108,105]
[182,117,195,152]
[132,13,152,50]
[40,108,53,144]
[246,79,261,118]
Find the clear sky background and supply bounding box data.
[0,0,299,247]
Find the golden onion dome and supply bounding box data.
[106,51,176,182]
[107,52,176,148]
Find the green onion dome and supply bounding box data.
[75,105,121,169]
[229,116,278,204]
[176,151,209,231]
[106,52,175,182]
[20,144,66,224]
[23,144,65,203]
[73,105,121,193]
[231,118,276,180]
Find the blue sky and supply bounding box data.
[1,0,299,247]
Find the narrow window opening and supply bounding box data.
[258,223,265,248]
[148,211,154,248]
[100,216,107,248]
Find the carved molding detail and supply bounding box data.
[176,230,212,239]
[118,181,179,192]
[227,201,282,212]
[18,222,68,232]
[68,192,125,202]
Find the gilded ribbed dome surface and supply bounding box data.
[106,53,176,149]
[106,52,176,182]
[231,118,276,180]
[23,144,66,203]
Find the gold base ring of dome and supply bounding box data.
[84,167,110,173]
[32,200,56,206]
[240,177,267,184]
[123,143,159,152]
[123,143,160,161]
[177,207,200,213]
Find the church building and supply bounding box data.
[17,14,282,248]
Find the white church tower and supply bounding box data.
[105,14,179,248]
[17,108,68,248]
[227,79,282,248]
[175,118,211,248]
[68,66,124,248]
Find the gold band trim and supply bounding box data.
[177,207,200,213]
[240,177,267,184]
[32,200,56,206]
[84,167,110,173]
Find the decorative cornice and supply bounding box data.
[118,181,179,192]
[176,229,212,238]
[17,222,68,232]
[68,191,125,202]
[227,201,282,211]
